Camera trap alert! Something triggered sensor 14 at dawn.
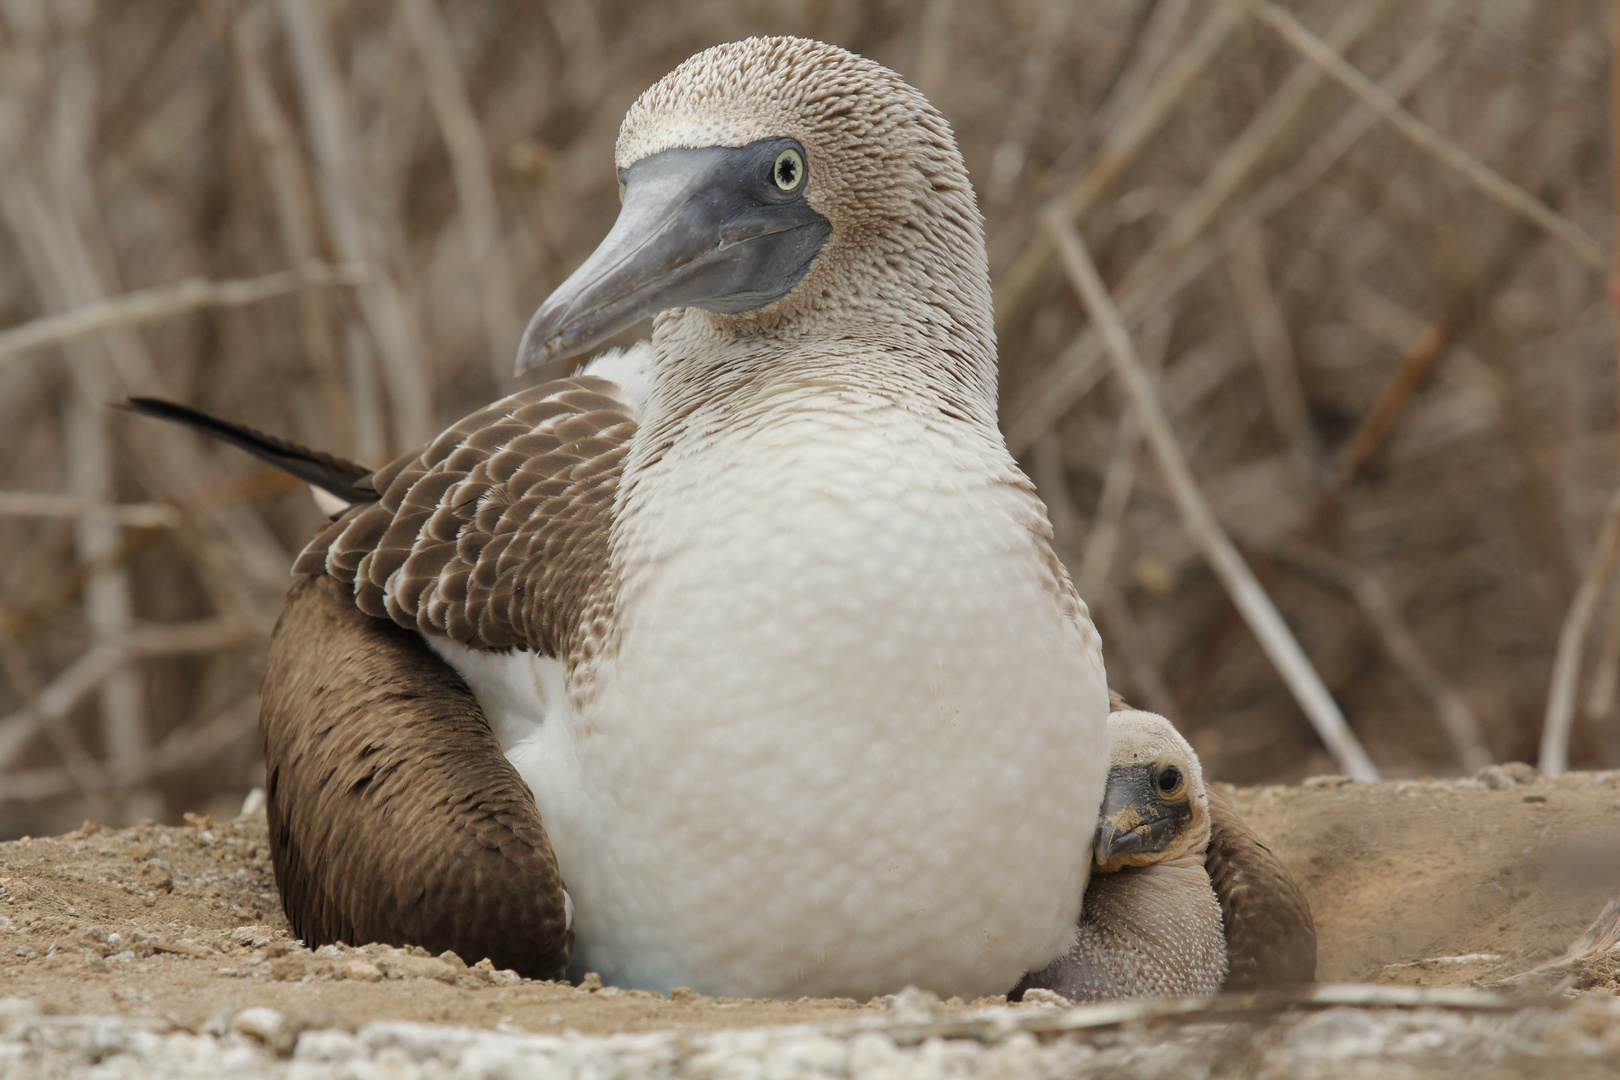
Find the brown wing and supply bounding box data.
[294,376,636,659]
[1205,788,1316,989]
[263,574,572,978]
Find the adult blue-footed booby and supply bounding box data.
[129,37,1109,1001]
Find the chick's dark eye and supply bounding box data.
[1156,765,1183,794]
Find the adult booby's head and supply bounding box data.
[1094,710,1212,873]
[518,37,995,416]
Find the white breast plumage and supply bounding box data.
[437,356,1107,998]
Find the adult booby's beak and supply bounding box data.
[515,138,832,375]
[1093,765,1189,865]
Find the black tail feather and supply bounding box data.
[117,397,376,504]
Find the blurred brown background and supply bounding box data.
[0,0,1615,838]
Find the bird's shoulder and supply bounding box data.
[295,376,637,658]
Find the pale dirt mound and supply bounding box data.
[3,771,1620,1075]
[1225,766,1620,990]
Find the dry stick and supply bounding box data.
[36,44,143,821]
[909,0,957,106]
[65,393,147,811]
[993,1,1249,335]
[1222,220,1315,476]
[0,619,256,774]
[1171,221,1540,715]
[1079,411,1144,601]
[1258,536,1493,771]
[276,0,435,447]
[0,168,292,618]
[1031,435,1180,722]
[0,645,121,772]
[982,0,1076,215]
[1063,0,1195,180]
[0,264,367,362]
[1590,0,1620,727]
[1002,15,1462,456]
[1541,488,1620,775]
[1310,222,1537,531]
[1036,13,1458,433]
[399,0,523,380]
[0,492,180,528]
[1048,213,1379,780]
[1246,0,1609,273]
[1586,593,1620,721]
[1005,0,1399,453]
[0,696,256,804]
[1077,315,1171,600]
[227,3,354,446]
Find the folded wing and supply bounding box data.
[1204,788,1317,989]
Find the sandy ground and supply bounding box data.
[4,767,1620,1075]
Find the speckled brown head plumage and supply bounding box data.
[619,37,999,425]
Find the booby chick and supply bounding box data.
[134,37,1109,1001]
[1017,710,1227,1001]
[1014,706,1316,1000]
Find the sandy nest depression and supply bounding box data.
[5,767,1620,1077]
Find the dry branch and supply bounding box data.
[0,697,256,804]
[399,0,523,378]
[0,620,258,774]
[1003,14,1452,454]
[1258,536,1493,771]
[1245,0,1608,272]
[1076,316,1170,600]
[65,392,147,806]
[1222,220,1314,475]
[1031,435,1181,723]
[0,165,293,615]
[993,1,1248,333]
[276,0,435,446]
[228,3,355,449]
[1540,488,1620,776]
[0,493,180,528]
[1311,222,1538,531]
[0,264,367,363]
[1047,211,1379,781]
[1005,0,1399,453]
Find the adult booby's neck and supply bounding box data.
[634,327,1005,461]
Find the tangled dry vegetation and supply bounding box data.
[0,0,1616,837]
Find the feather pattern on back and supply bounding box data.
[294,377,636,663]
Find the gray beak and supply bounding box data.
[515,138,832,374]
[1093,765,1189,864]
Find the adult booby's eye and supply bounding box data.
[772,147,805,192]
[1155,764,1185,797]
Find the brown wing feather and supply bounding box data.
[1204,788,1316,989]
[295,376,635,658]
[263,574,573,979]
